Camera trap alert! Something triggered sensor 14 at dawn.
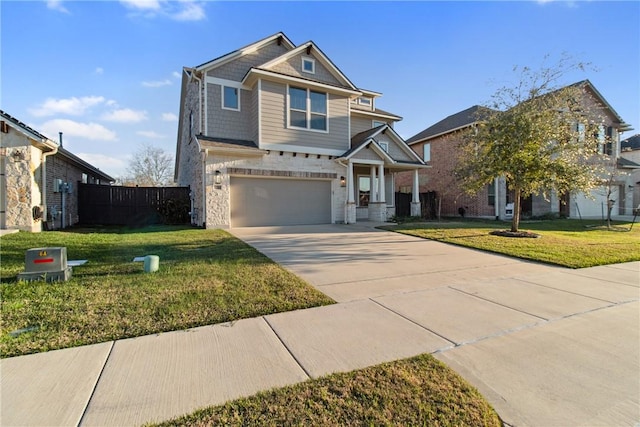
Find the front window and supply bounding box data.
[488,181,495,206]
[288,86,327,131]
[222,86,239,110]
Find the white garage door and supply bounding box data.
[231,177,331,227]
[574,187,619,218]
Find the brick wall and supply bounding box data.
[396,130,495,218]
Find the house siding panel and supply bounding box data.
[351,147,383,162]
[207,42,290,81]
[376,134,413,162]
[260,80,349,152]
[269,54,343,87]
[206,84,253,140]
[350,116,374,137]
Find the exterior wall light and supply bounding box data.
[214,170,222,188]
[11,149,25,162]
[340,176,346,187]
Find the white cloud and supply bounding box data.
[137,130,165,138]
[40,119,117,141]
[46,0,69,13]
[95,67,104,75]
[29,96,105,117]
[120,0,206,21]
[162,112,178,122]
[172,0,205,21]
[119,0,161,11]
[102,108,148,123]
[75,153,128,177]
[142,79,172,88]
[172,71,181,79]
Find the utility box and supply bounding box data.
[17,247,72,282]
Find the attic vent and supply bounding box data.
[306,45,312,55]
[277,35,282,46]
[0,121,9,133]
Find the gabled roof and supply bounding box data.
[617,156,640,169]
[341,124,425,166]
[569,80,632,132]
[194,32,295,72]
[0,110,114,182]
[621,134,640,151]
[351,106,403,121]
[197,135,267,156]
[1,109,57,150]
[257,40,358,91]
[407,105,493,145]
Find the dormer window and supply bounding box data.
[378,141,389,153]
[358,97,371,106]
[302,57,315,74]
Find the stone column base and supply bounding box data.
[345,202,357,224]
[411,202,421,217]
[368,202,387,222]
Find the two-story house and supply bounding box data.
[174,32,426,228]
[398,80,636,220]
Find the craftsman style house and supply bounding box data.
[397,81,637,219]
[174,32,426,228]
[1,110,114,232]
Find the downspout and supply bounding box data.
[202,149,207,227]
[41,137,60,228]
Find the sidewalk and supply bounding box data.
[1,225,638,426]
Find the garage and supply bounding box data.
[231,177,332,227]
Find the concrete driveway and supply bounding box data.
[232,223,640,426]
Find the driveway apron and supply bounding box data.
[231,224,640,427]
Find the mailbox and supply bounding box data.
[17,247,72,282]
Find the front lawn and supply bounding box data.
[0,226,334,357]
[383,219,640,268]
[156,354,501,427]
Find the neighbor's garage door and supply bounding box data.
[231,177,331,227]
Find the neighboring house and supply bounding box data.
[621,134,640,214]
[0,110,114,232]
[398,81,636,220]
[174,32,426,228]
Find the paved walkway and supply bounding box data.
[1,224,638,426]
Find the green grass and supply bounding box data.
[154,354,501,427]
[0,226,334,358]
[383,218,640,268]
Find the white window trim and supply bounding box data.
[378,141,389,153]
[287,85,329,133]
[372,120,385,128]
[301,56,316,74]
[222,85,240,111]
[356,173,394,207]
[358,97,371,106]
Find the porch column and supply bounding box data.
[411,169,421,217]
[378,164,385,204]
[346,160,356,224]
[370,165,377,202]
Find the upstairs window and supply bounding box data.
[423,143,431,162]
[378,141,389,153]
[222,86,240,111]
[288,86,327,131]
[302,57,315,74]
[372,120,386,128]
[487,181,495,206]
[358,97,371,106]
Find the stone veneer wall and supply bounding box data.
[203,151,347,228]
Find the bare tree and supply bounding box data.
[128,144,174,187]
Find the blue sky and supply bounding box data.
[2,1,639,179]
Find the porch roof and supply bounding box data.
[197,135,267,156]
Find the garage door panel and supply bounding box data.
[231,178,331,227]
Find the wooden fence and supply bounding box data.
[394,192,437,219]
[78,184,190,226]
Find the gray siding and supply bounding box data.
[376,134,414,162]
[207,42,290,81]
[350,116,375,137]
[250,85,259,144]
[206,84,253,140]
[270,53,343,87]
[260,80,349,152]
[351,146,384,162]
